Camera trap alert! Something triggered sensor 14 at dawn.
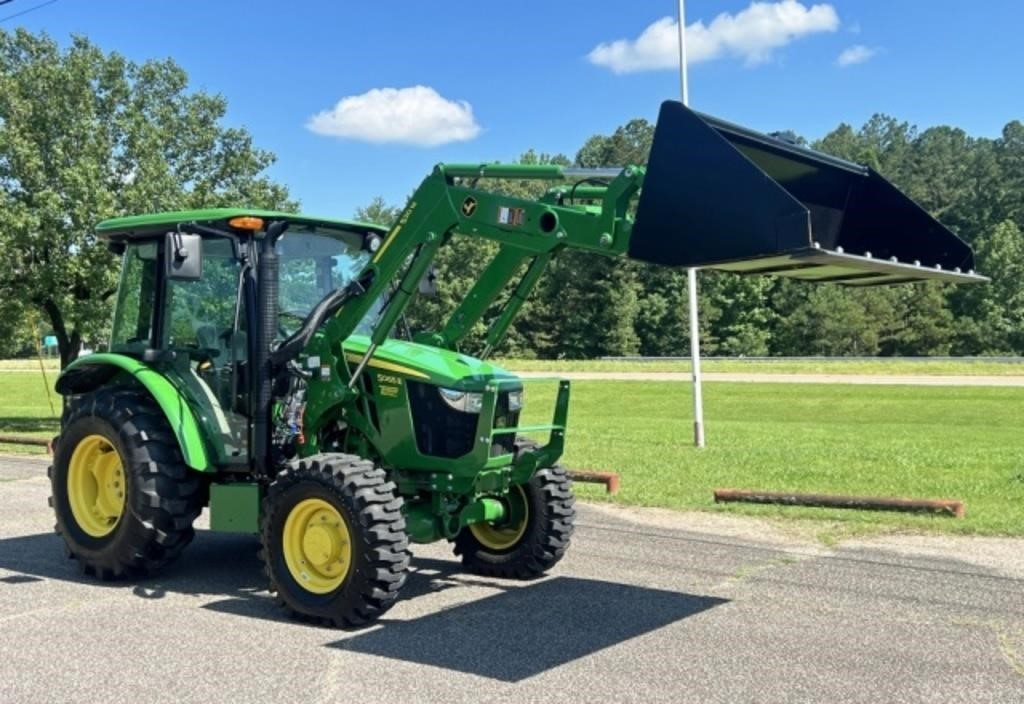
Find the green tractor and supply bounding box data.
[49,101,983,626]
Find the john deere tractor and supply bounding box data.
[50,101,984,626]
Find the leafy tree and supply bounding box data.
[354,197,402,228]
[633,265,689,356]
[0,30,292,366]
[576,119,654,168]
[995,121,1024,230]
[536,252,640,358]
[952,220,1024,354]
[0,300,37,358]
[771,285,881,356]
[876,284,954,356]
[702,272,775,356]
[816,115,916,177]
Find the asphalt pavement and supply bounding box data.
[1,455,1021,703]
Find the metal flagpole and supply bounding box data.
[677,0,705,447]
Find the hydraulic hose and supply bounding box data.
[270,270,373,368]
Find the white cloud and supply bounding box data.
[587,1,839,74]
[836,44,879,67]
[307,86,481,147]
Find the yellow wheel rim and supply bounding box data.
[66,434,126,538]
[469,485,530,551]
[282,498,353,594]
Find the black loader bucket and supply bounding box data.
[629,101,985,286]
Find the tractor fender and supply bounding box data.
[55,353,213,472]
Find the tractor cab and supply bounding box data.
[83,209,390,463]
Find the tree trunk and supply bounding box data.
[41,299,78,369]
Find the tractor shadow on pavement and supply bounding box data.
[0,530,269,605]
[0,530,727,681]
[331,557,729,682]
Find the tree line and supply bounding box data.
[1,29,1020,364]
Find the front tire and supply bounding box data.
[260,454,410,627]
[454,463,576,579]
[49,390,204,579]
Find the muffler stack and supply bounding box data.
[629,101,985,286]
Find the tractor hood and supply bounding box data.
[341,335,518,389]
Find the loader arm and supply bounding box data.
[312,162,646,360]
[296,99,985,380]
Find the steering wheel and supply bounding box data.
[278,310,306,339]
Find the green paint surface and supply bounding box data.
[342,335,515,387]
[96,208,387,237]
[56,353,213,471]
[209,482,261,534]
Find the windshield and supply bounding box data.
[277,229,381,337]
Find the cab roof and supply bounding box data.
[95,208,388,240]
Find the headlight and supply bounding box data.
[507,390,524,412]
[439,387,483,413]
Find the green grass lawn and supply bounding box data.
[0,370,60,455]
[516,379,1024,538]
[2,369,1022,539]
[0,358,59,371]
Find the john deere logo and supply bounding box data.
[461,196,477,217]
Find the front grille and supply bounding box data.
[407,382,520,460]
[407,382,476,458]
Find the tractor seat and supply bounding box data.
[195,325,247,365]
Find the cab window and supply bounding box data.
[278,229,375,336]
[110,241,159,354]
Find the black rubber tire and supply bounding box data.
[260,454,410,628]
[48,389,204,580]
[454,450,576,579]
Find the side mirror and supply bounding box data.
[165,231,203,281]
[418,266,438,297]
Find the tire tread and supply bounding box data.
[260,454,410,628]
[49,389,204,578]
[454,442,575,579]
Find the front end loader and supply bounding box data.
[49,101,984,626]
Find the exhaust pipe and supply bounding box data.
[629,101,986,286]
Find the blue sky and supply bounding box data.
[11,0,1023,218]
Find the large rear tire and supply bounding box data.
[49,389,204,579]
[260,454,410,627]
[454,459,575,579]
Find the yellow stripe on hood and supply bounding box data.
[344,353,430,379]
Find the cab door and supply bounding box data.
[161,236,251,462]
